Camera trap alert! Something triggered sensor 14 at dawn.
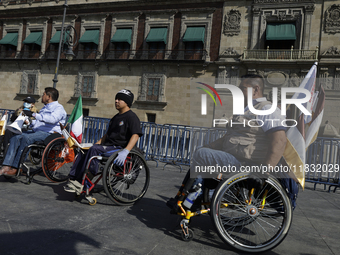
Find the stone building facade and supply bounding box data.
[0,0,339,128]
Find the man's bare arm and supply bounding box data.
[264,130,287,168]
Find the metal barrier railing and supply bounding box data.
[306,137,340,192]
[1,108,339,190]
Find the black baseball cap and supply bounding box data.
[23,96,35,103]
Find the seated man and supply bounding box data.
[167,74,299,211]
[64,89,143,195]
[0,87,67,177]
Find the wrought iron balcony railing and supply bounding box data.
[0,51,17,59]
[242,46,319,61]
[102,49,207,61]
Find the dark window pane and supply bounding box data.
[146,78,160,101]
[82,76,94,97]
[27,74,36,94]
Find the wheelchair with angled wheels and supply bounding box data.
[1,133,76,184]
[175,171,293,253]
[74,147,150,206]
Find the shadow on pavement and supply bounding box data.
[0,229,101,255]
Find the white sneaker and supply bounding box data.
[64,180,83,195]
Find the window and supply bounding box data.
[23,31,42,58]
[79,29,100,59]
[74,72,98,101]
[183,26,205,60]
[146,27,167,60]
[83,109,89,117]
[20,70,39,95]
[147,78,160,101]
[111,28,132,59]
[81,76,94,98]
[0,32,18,58]
[27,74,36,94]
[137,73,167,110]
[147,113,156,123]
[265,23,296,50]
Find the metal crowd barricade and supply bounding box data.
[82,116,111,144]
[306,137,340,192]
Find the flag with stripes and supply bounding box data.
[283,62,325,188]
[68,96,83,143]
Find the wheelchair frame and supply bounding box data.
[74,148,150,206]
[176,172,293,253]
[0,134,76,184]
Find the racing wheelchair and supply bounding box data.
[71,147,150,206]
[173,171,294,253]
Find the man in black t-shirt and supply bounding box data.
[64,89,143,195]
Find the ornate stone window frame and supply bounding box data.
[1,21,22,58]
[251,2,315,50]
[136,73,167,110]
[79,15,106,59]
[143,12,175,59]
[18,70,40,97]
[178,11,213,62]
[73,71,98,105]
[25,18,49,57]
[110,14,139,59]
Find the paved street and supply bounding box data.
[0,161,339,255]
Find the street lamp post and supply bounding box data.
[52,0,77,88]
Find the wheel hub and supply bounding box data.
[246,205,259,217]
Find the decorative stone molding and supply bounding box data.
[220,47,240,57]
[289,73,300,87]
[322,46,340,56]
[325,4,340,33]
[223,9,241,36]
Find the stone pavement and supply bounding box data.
[0,161,339,255]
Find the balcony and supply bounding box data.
[75,50,101,60]
[45,50,67,60]
[242,46,319,62]
[0,50,17,59]
[103,49,207,61]
[20,50,41,59]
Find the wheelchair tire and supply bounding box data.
[210,172,292,253]
[41,137,76,183]
[102,149,150,205]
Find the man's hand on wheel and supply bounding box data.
[114,149,130,166]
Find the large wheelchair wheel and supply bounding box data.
[102,149,150,205]
[41,137,76,183]
[210,172,292,253]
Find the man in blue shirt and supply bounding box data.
[0,87,67,177]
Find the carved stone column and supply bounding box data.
[303,5,315,49]
[251,7,261,49]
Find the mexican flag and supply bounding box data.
[68,96,83,143]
